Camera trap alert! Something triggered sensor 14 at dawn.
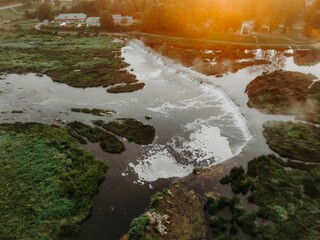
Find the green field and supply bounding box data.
[0,123,106,239]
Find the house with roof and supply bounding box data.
[112,14,134,26]
[55,13,87,23]
[86,17,100,27]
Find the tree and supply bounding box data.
[100,10,114,30]
[54,0,61,8]
[309,10,320,29]
[36,2,53,21]
[70,1,98,16]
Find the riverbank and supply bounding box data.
[128,31,317,50]
[0,123,106,239]
[0,20,142,93]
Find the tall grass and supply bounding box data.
[0,123,106,239]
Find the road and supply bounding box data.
[0,3,24,10]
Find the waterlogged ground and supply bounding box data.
[1,40,320,239]
[0,43,252,183]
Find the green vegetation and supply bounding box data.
[220,166,251,194]
[0,5,27,20]
[66,121,125,154]
[127,214,151,240]
[246,70,320,123]
[150,188,169,206]
[263,121,320,162]
[0,21,140,91]
[71,108,115,116]
[67,118,155,153]
[126,185,206,240]
[94,118,155,145]
[193,167,202,174]
[217,155,320,239]
[207,196,257,239]
[0,123,106,239]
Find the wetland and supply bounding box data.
[1,19,320,240]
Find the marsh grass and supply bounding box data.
[0,21,138,90]
[217,155,320,240]
[96,118,156,145]
[246,70,320,123]
[67,121,125,154]
[71,108,115,116]
[263,121,320,162]
[0,123,106,239]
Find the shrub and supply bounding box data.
[128,215,151,240]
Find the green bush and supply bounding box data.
[220,166,251,194]
[128,215,151,240]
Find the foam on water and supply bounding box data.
[0,40,252,184]
[129,147,193,183]
[122,40,252,183]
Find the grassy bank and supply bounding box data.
[0,20,139,93]
[124,185,206,240]
[217,155,320,240]
[263,121,320,162]
[246,70,320,124]
[129,31,315,50]
[0,123,106,239]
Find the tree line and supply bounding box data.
[27,0,320,36]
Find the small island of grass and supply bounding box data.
[245,70,320,123]
[94,118,156,145]
[0,123,106,239]
[107,82,146,93]
[66,121,125,154]
[263,121,320,162]
[71,108,115,116]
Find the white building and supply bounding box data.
[55,13,87,23]
[112,14,134,26]
[86,17,100,27]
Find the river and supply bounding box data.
[0,40,319,239]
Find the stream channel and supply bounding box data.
[0,39,319,239]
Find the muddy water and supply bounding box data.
[1,41,319,240]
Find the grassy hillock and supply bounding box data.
[95,118,155,145]
[245,70,320,123]
[263,121,320,162]
[0,123,106,239]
